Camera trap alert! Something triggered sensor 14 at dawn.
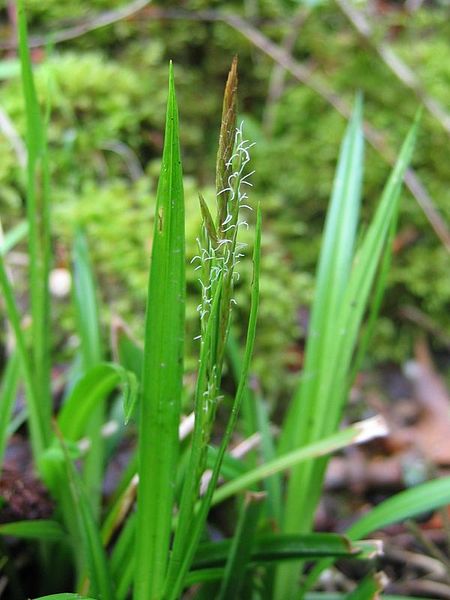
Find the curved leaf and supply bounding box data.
[348,476,450,540]
[58,363,137,440]
[134,62,185,600]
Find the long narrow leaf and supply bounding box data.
[57,437,115,600]
[133,62,185,600]
[323,115,420,439]
[184,568,224,586]
[307,119,419,528]
[349,212,398,383]
[0,519,65,542]
[277,102,365,600]
[227,330,258,443]
[348,476,450,540]
[277,109,420,600]
[18,0,52,437]
[0,255,47,457]
[281,96,364,455]
[73,230,102,367]
[300,118,418,550]
[194,532,363,570]
[0,352,20,468]
[217,491,266,600]
[32,595,96,600]
[73,229,104,519]
[280,100,364,547]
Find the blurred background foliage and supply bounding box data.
[0,0,449,399]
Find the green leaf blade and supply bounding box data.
[348,476,450,541]
[73,229,104,520]
[59,440,115,600]
[281,96,364,456]
[0,519,66,542]
[18,0,52,438]
[193,532,360,570]
[217,492,266,600]
[133,62,185,600]
[0,255,46,459]
[0,352,20,469]
[31,595,96,600]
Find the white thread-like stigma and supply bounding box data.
[195,122,254,333]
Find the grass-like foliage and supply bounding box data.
[1,6,447,600]
[134,62,186,600]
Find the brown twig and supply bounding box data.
[335,0,450,136]
[386,547,447,579]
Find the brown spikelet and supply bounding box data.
[216,56,238,230]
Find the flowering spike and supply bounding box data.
[216,56,238,230]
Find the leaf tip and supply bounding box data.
[354,415,388,444]
[168,60,176,97]
[413,105,424,129]
[351,91,364,128]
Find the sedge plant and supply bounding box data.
[1,6,450,600]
